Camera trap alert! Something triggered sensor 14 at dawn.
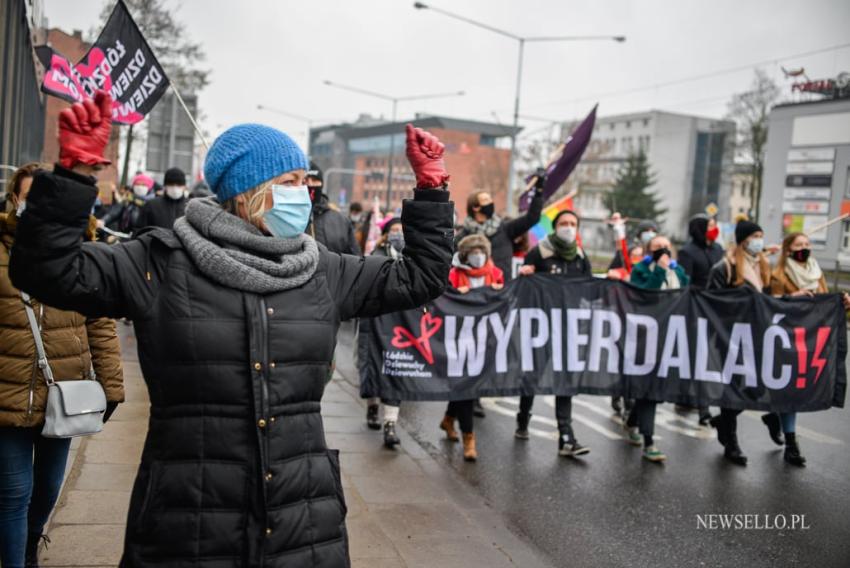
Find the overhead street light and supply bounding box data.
[414,1,625,215]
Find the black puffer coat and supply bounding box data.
[309,196,360,256]
[10,166,453,567]
[137,194,187,230]
[677,215,724,289]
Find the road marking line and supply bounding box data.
[741,410,845,446]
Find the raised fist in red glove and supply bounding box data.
[58,90,113,170]
[405,124,450,189]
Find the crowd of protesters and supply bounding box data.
[1,88,848,567]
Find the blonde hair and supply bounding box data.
[730,243,770,288]
[222,180,274,229]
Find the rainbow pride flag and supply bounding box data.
[528,194,576,247]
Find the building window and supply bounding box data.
[643,118,650,127]
[609,123,615,130]
[625,121,631,128]
[843,221,850,251]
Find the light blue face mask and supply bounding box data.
[263,184,312,239]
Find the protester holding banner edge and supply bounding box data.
[440,233,506,461]
[763,232,850,466]
[706,220,772,466]
[516,209,591,458]
[10,90,455,567]
[626,234,690,463]
[362,216,405,449]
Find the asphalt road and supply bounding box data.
[335,322,850,568]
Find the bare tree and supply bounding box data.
[725,69,780,222]
[96,0,210,93]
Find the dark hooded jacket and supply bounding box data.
[137,194,187,230]
[677,215,724,289]
[309,195,361,256]
[10,165,454,568]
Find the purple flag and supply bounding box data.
[518,104,597,212]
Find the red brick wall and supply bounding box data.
[41,29,120,189]
[348,127,510,223]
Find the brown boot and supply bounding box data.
[462,432,478,462]
[439,415,459,441]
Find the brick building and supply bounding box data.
[309,115,519,217]
[40,28,121,189]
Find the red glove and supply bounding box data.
[405,124,450,189]
[58,90,113,169]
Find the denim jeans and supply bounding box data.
[779,412,796,433]
[0,427,71,568]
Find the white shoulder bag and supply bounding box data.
[21,291,106,438]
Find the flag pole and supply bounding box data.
[806,213,849,235]
[170,83,209,149]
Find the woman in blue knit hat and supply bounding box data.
[10,91,454,567]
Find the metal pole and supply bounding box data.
[386,99,398,211]
[170,84,209,149]
[168,92,178,170]
[120,123,133,189]
[506,38,524,216]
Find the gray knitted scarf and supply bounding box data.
[173,197,319,293]
[462,213,502,238]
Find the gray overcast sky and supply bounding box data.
[43,0,850,147]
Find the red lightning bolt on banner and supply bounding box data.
[811,327,831,384]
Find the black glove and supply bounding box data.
[533,167,547,196]
[103,401,119,423]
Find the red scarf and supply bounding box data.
[452,260,498,289]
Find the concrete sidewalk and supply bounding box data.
[40,325,552,568]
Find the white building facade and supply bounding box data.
[559,110,736,249]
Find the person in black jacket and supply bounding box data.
[675,213,724,424]
[10,91,454,568]
[454,178,544,282]
[677,214,723,289]
[360,217,404,448]
[137,167,188,230]
[307,162,360,256]
[515,210,591,458]
[706,220,774,466]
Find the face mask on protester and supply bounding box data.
[165,185,185,200]
[706,226,720,242]
[263,185,312,239]
[746,237,765,255]
[652,247,672,263]
[467,252,487,268]
[388,232,405,252]
[15,200,26,218]
[791,248,811,263]
[479,203,495,219]
[133,184,149,198]
[640,230,657,244]
[556,226,577,243]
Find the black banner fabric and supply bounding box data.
[36,0,169,124]
[359,275,847,412]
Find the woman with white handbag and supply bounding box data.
[0,163,125,568]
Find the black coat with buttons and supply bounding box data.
[10,166,454,567]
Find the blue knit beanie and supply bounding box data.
[204,124,308,202]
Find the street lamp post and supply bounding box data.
[323,80,464,210]
[414,1,624,215]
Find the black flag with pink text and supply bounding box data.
[35,0,169,124]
